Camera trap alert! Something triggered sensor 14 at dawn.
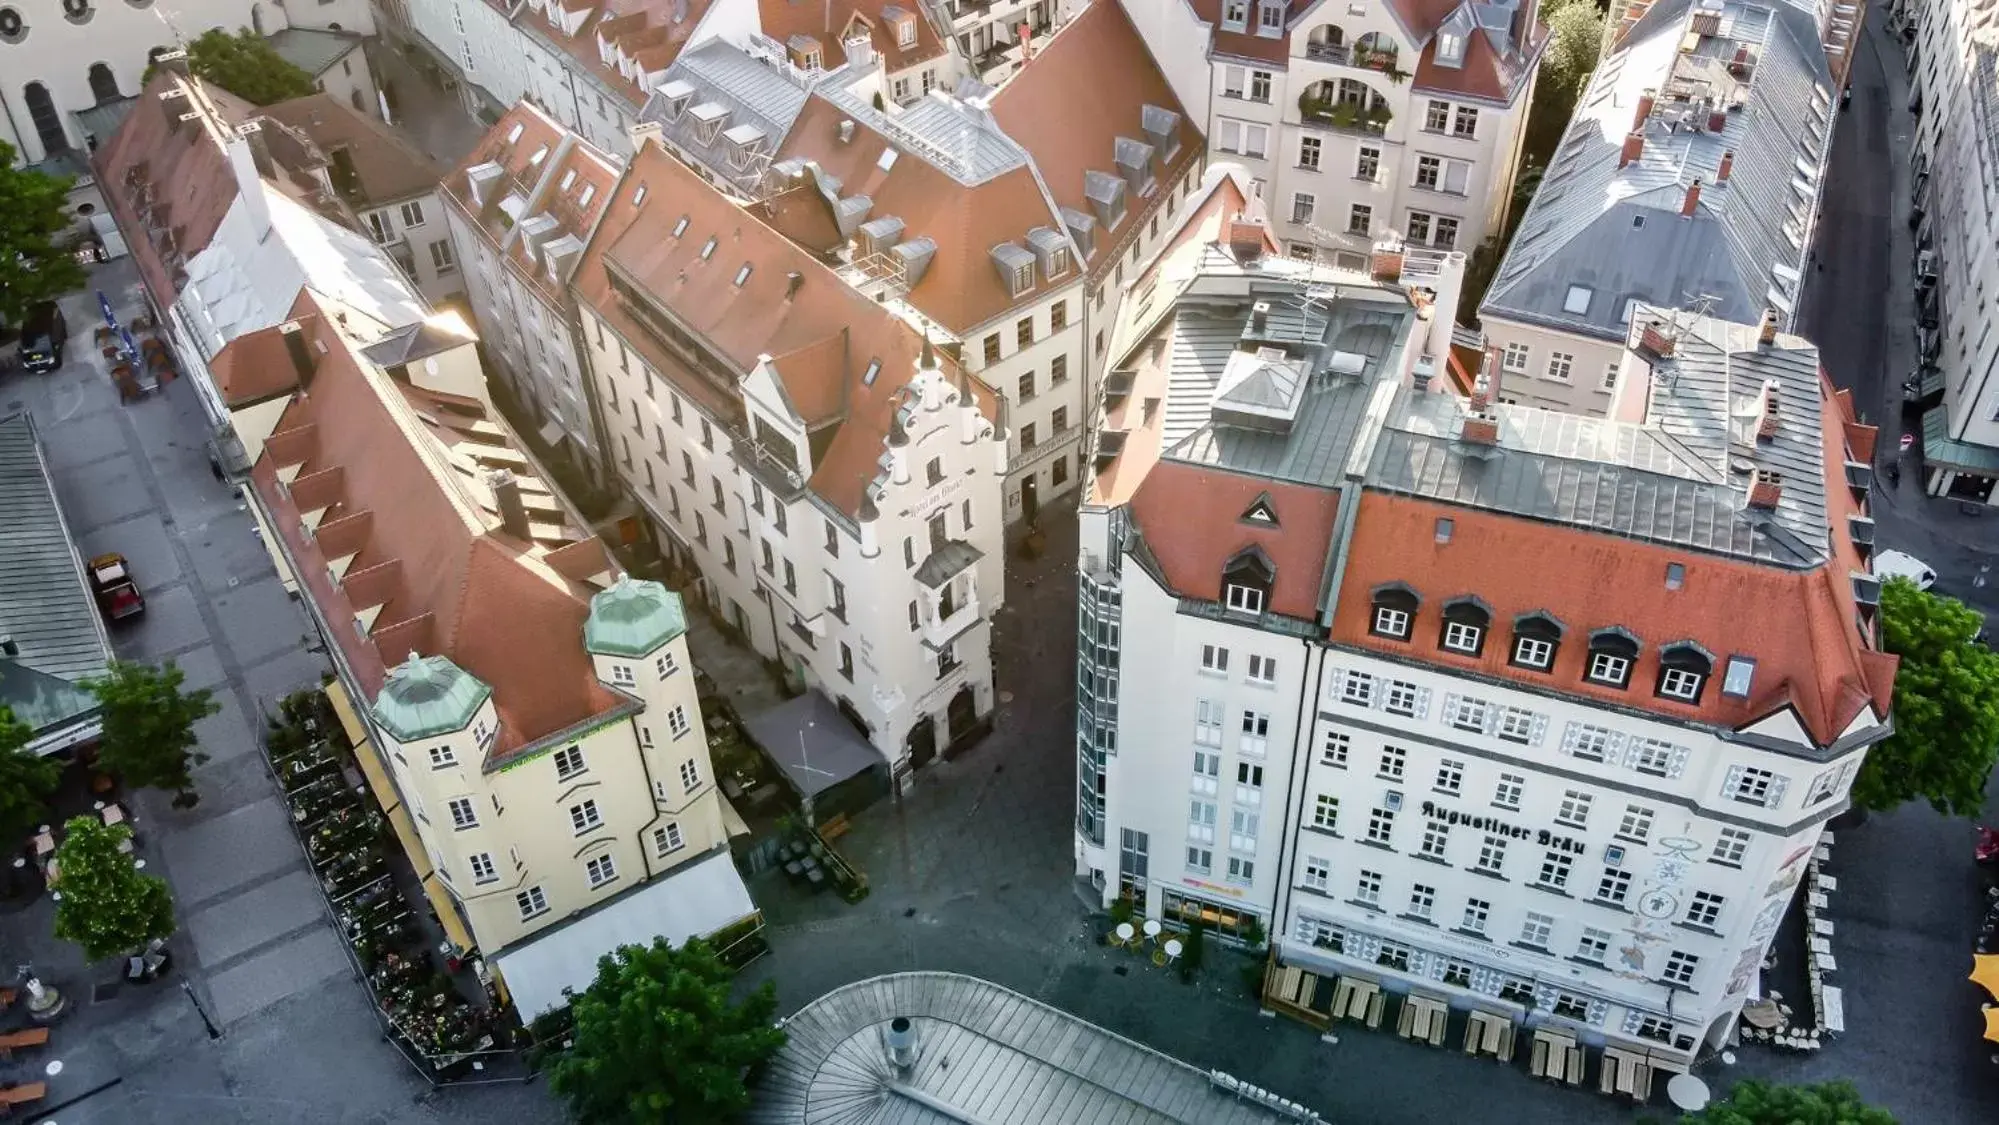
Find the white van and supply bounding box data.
[1874,549,1937,590]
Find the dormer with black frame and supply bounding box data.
[1221,545,1274,616]
[1438,596,1491,657]
[1369,582,1420,641]
[1584,627,1641,689]
[1655,641,1714,705]
[1509,611,1564,672]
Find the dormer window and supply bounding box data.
[1510,611,1564,671]
[1656,642,1714,704]
[1258,0,1285,35]
[1222,0,1248,30]
[1221,545,1274,615]
[1585,628,1640,689]
[897,16,916,46]
[1369,582,1420,640]
[506,122,525,144]
[671,214,689,237]
[991,242,1037,297]
[1436,30,1466,67]
[1439,596,1490,656]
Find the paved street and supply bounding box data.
[0,259,563,1124]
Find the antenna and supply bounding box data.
[153,3,190,49]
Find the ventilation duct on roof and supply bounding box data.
[1083,171,1127,229]
[890,237,937,286]
[1140,104,1181,162]
[1060,206,1097,258]
[833,194,873,237]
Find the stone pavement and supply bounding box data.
[0,258,565,1123]
[370,35,489,167]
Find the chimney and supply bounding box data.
[227,126,274,239]
[1681,178,1703,217]
[280,321,317,389]
[1717,149,1735,182]
[884,1016,920,1071]
[1633,88,1656,132]
[243,120,275,178]
[1756,379,1782,440]
[1706,110,1727,132]
[1369,231,1405,284]
[1757,307,1778,346]
[1225,217,1267,264]
[628,120,662,152]
[488,469,531,539]
[785,271,805,300]
[153,50,191,79]
[1250,300,1271,335]
[1747,469,1782,510]
[1474,344,1504,408]
[838,119,856,143]
[1460,414,1500,445]
[160,88,190,135]
[1620,131,1645,168]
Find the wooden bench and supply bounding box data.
[0,1027,50,1059]
[0,1080,47,1114]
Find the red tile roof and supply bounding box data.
[249,290,626,763]
[443,104,622,306]
[261,94,444,206]
[1129,462,1340,621]
[1185,0,1295,64]
[759,0,949,72]
[523,0,715,110]
[572,139,1000,517]
[209,323,305,407]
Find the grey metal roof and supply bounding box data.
[1481,0,1835,339]
[267,28,364,77]
[76,96,139,148]
[748,972,1320,1125]
[640,41,817,195]
[913,539,983,588]
[817,83,1028,187]
[742,691,884,799]
[360,320,468,368]
[1367,308,1835,565]
[0,413,111,742]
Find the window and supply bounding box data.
[1476,835,1506,873]
[427,744,456,768]
[1434,759,1464,795]
[654,821,684,856]
[1449,696,1487,733]
[1577,927,1612,963]
[1634,1016,1674,1044]
[1372,606,1410,638]
[1425,100,1450,131]
[1418,819,1451,858]
[1247,654,1277,684]
[1365,808,1395,844]
[1416,155,1442,188]
[1200,644,1229,673]
[1660,665,1704,700]
[1395,883,1432,921]
[1052,406,1070,434]
[366,211,393,243]
[1633,739,1676,777]
[1663,951,1699,986]
[1586,633,1638,688]
[553,746,585,780]
[1452,106,1478,138]
[1355,870,1382,906]
[1806,765,1844,805]
[569,799,603,834]
[1017,316,1035,349]
[680,759,701,792]
[399,200,426,228]
[1187,846,1214,874]
[1192,750,1220,795]
[1195,699,1224,746]
[1050,302,1067,331]
[1511,616,1560,670]
[1686,890,1725,929]
[1250,69,1272,101]
[1321,730,1350,767]
[1658,645,1713,702]
[1711,828,1752,867]
[1051,355,1069,385]
[429,239,457,274]
[1298,135,1322,170]
[667,705,692,739]
[1562,285,1593,315]
[1290,192,1315,225]
[1596,868,1632,904]
[1519,912,1554,948]
[1443,619,1482,654]
[1378,745,1407,781]
[1356,146,1380,181]
[1189,798,1219,843]
[1569,724,1612,762]
[1348,203,1372,235]
[1371,583,1418,639]
[1236,761,1265,796]
[1238,712,1272,759]
[1018,371,1037,401]
[1312,794,1340,832]
[1227,856,1256,884]
[983,334,1002,364]
[1225,583,1265,613]
[1021,423,1038,451]
[469,852,497,883]
[448,797,478,829]
[1492,773,1524,810]
[516,885,549,919]
[1342,673,1373,706]
[1537,851,1574,890]
[1602,363,1620,391]
[1502,342,1530,373]
[1545,352,1575,382]
[1728,767,1780,806]
[1462,898,1491,934]
[1229,808,1260,851]
[585,853,618,888]
[1618,805,1654,842]
[1555,789,1592,829]
[1496,707,1535,745]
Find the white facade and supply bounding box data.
[362,190,466,303]
[452,217,600,456]
[405,0,535,113]
[1477,316,1626,412]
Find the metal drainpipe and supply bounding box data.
[1264,635,1325,980]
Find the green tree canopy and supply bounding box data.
[85,659,219,804]
[547,937,785,1125]
[153,29,318,106]
[0,142,87,330]
[52,816,175,961]
[0,707,61,847]
[1854,577,1999,816]
[1682,1079,1897,1124]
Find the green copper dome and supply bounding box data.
[373,654,492,742]
[585,575,687,658]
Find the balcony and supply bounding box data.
[1299,90,1394,135]
[1303,28,1408,82]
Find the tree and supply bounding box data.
[0,707,61,847]
[547,937,785,1125]
[51,816,175,961]
[85,660,219,806]
[1682,1079,1897,1124]
[152,29,317,106]
[1852,578,1999,816]
[0,142,87,330]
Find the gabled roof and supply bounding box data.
[516,0,717,109]
[639,38,819,198]
[443,103,623,305]
[261,94,445,207]
[1481,0,1835,339]
[758,0,948,72]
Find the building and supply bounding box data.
[644,0,1205,525]
[0,412,113,757]
[748,972,1323,1124]
[511,0,737,157]
[235,284,755,1009]
[0,0,371,167]
[268,28,384,120]
[931,0,1059,86]
[1121,0,1545,273]
[1478,0,1837,416]
[262,94,465,304]
[756,0,957,100]
[400,0,536,118]
[1604,0,1860,88]
[441,102,625,486]
[1080,168,1895,1070]
[1902,0,1999,501]
[570,132,1010,774]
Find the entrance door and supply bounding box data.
[22,82,67,156]
[905,715,937,769]
[946,685,978,740]
[1021,475,1040,523]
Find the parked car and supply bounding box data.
[86,552,145,620]
[17,301,66,374]
[1874,548,1937,591]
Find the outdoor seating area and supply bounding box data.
[0,991,52,1117]
[92,303,175,403]
[261,688,519,1080]
[771,824,870,905]
[1102,912,1193,979]
[5,753,148,910]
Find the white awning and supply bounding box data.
[492,849,756,1018]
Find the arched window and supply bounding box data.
[1656,642,1715,704]
[1585,627,1641,689]
[1509,611,1565,671]
[1368,581,1419,641]
[21,81,67,156]
[1221,545,1273,616]
[87,62,119,103]
[1438,596,1491,656]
